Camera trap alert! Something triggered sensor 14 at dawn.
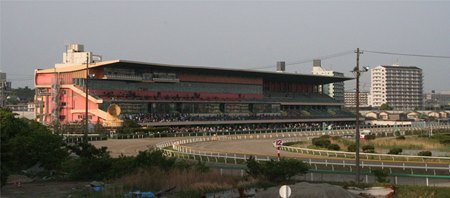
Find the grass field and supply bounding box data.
[394,185,450,198]
[290,135,450,154]
[368,136,449,151]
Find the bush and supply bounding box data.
[364,134,376,140]
[327,144,340,151]
[319,135,331,139]
[362,145,375,153]
[135,148,176,171]
[417,151,432,156]
[372,169,390,183]
[331,136,341,140]
[347,144,357,152]
[388,147,403,155]
[396,135,406,140]
[312,138,331,148]
[394,131,401,137]
[246,157,309,183]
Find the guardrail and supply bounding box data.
[152,125,450,176]
[164,147,450,174]
[207,164,450,186]
[279,143,450,163]
[154,125,450,164]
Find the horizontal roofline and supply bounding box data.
[118,59,353,80]
[36,59,353,83]
[379,65,421,69]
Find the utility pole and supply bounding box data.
[354,48,362,184]
[84,54,89,144]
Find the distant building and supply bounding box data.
[34,45,353,127]
[0,72,12,107]
[344,91,370,108]
[6,104,28,111]
[312,59,345,102]
[370,65,423,111]
[424,90,450,109]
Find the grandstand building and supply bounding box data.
[35,44,355,128]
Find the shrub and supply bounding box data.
[135,148,176,171]
[388,147,403,155]
[362,145,375,153]
[327,144,340,151]
[246,157,309,183]
[417,151,432,156]
[312,138,331,148]
[372,169,390,183]
[347,144,357,152]
[364,134,376,140]
[394,131,401,137]
[319,135,331,139]
[331,136,341,140]
[396,135,406,140]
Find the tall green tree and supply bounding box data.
[379,103,393,110]
[0,108,68,186]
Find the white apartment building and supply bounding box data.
[312,60,345,102]
[370,65,423,111]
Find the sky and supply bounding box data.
[1,1,449,92]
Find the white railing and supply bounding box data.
[280,144,450,163]
[164,146,450,173]
[156,125,450,161]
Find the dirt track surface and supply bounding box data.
[91,137,183,157]
[186,138,297,157]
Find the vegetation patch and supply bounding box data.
[394,186,450,198]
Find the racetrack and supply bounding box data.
[185,138,290,157]
[91,137,184,157]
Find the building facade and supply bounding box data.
[312,60,345,102]
[344,91,370,108]
[34,45,354,127]
[424,90,450,109]
[370,65,423,111]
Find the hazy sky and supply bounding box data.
[1,1,449,92]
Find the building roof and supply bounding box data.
[380,65,422,70]
[36,60,353,84]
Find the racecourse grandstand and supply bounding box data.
[34,45,355,128]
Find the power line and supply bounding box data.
[365,50,450,59]
[247,50,354,70]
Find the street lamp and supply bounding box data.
[351,48,368,184]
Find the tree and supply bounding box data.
[379,103,393,110]
[1,108,69,186]
[116,119,141,134]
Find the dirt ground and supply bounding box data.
[186,138,297,157]
[1,181,89,198]
[91,137,183,157]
